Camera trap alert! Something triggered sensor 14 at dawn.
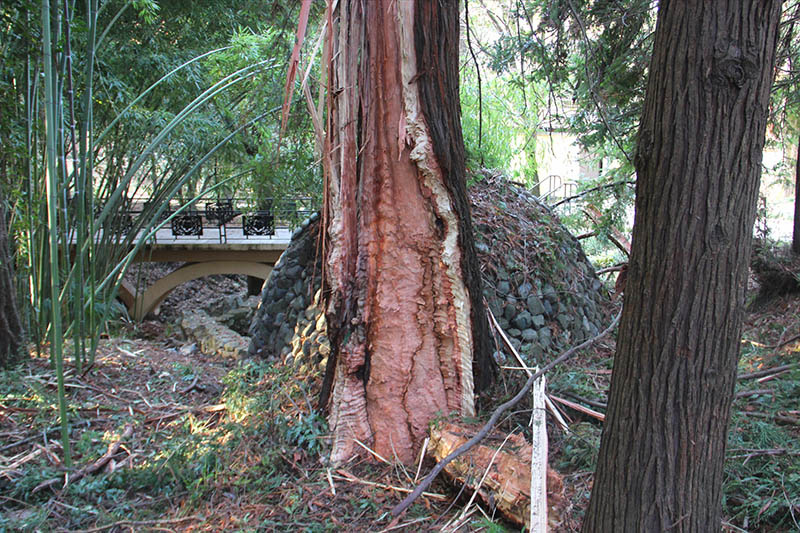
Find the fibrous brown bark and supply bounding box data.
[582,2,782,532]
[321,0,493,465]
[792,135,800,254]
[0,190,25,368]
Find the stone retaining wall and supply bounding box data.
[248,176,610,372]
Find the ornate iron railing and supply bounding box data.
[109,196,318,242]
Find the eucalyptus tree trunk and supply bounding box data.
[320,0,493,465]
[0,189,25,368]
[582,2,782,531]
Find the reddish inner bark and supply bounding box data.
[324,0,472,464]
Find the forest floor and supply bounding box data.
[1,270,799,532]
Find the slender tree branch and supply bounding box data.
[391,310,622,517]
[464,0,483,165]
[565,0,634,166]
[550,179,635,208]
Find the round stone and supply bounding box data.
[517,282,533,299]
[290,295,306,311]
[526,295,546,315]
[512,311,533,330]
[542,284,558,302]
[496,280,511,296]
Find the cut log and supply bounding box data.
[428,422,565,530]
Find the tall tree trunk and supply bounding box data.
[582,2,782,532]
[792,135,800,254]
[321,0,493,465]
[0,188,25,368]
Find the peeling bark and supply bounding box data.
[322,0,492,465]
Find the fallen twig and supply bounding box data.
[726,448,800,460]
[32,424,134,493]
[180,376,200,394]
[487,307,569,433]
[71,515,203,533]
[738,364,797,381]
[376,515,431,533]
[738,411,800,425]
[391,310,621,517]
[734,389,773,399]
[549,394,606,421]
[0,448,43,475]
[142,403,226,425]
[0,426,61,454]
[69,424,134,484]
[332,469,448,501]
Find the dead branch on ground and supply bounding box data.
[391,310,622,517]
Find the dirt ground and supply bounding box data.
[1,264,798,531]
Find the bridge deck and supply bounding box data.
[131,226,293,262]
[141,225,293,247]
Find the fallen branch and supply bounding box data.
[69,424,134,484]
[548,394,606,421]
[32,424,134,493]
[391,310,622,517]
[766,332,800,350]
[734,389,773,399]
[562,391,608,410]
[738,411,800,425]
[530,371,548,531]
[737,363,797,381]
[332,470,448,501]
[487,307,569,433]
[583,205,631,257]
[72,515,203,533]
[180,376,200,394]
[726,448,800,460]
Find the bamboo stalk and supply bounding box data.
[41,0,71,466]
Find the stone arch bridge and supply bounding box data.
[119,243,286,320]
[105,196,314,320]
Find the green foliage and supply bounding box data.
[460,67,542,186]
[0,355,330,531]
[470,518,514,533]
[555,422,602,472]
[285,411,327,454]
[724,343,800,530]
[485,0,654,175]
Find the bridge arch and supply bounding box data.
[123,261,272,320]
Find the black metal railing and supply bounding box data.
[115,196,317,243]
